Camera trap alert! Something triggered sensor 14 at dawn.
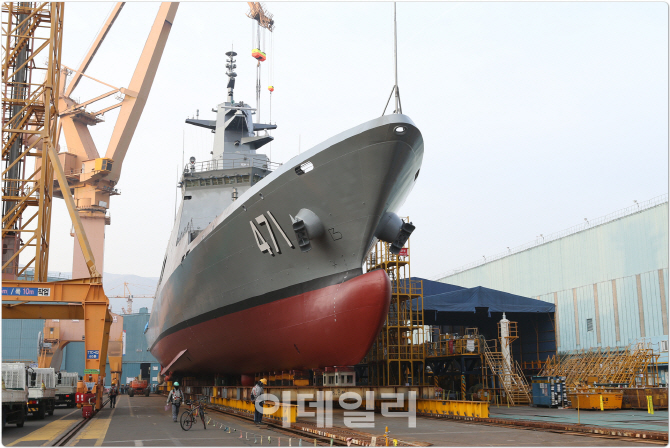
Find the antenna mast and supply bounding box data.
[383,3,402,116]
[393,3,401,114]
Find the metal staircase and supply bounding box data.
[482,337,531,405]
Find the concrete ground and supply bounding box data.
[2,404,80,446]
[4,395,292,447]
[298,408,656,447]
[1,395,661,447]
[489,405,668,433]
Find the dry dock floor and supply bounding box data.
[489,405,668,433]
[2,395,664,447]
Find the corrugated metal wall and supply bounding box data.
[440,202,669,352]
[61,309,160,386]
[2,319,44,362]
[62,342,85,373]
[3,309,160,386]
[122,310,152,363]
[535,268,669,351]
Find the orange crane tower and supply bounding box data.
[55,2,178,278]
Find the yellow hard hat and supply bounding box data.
[260,378,267,385]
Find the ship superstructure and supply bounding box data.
[147,50,424,379]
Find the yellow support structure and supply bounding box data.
[365,225,425,387]
[416,399,489,418]
[207,394,297,424]
[2,0,111,414]
[540,342,661,390]
[3,279,112,410]
[2,2,63,281]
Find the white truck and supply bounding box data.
[2,362,28,427]
[55,371,78,408]
[27,367,56,419]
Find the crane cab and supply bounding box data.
[94,157,113,173]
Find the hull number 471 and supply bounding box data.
[250,211,295,256]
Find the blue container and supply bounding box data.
[532,376,568,407]
[531,376,552,407]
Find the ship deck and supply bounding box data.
[2,394,664,446]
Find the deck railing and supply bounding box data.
[184,157,282,173]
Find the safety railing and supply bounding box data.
[184,156,282,174]
[2,363,27,389]
[426,335,483,358]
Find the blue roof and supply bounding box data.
[413,277,465,296]
[423,285,555,316]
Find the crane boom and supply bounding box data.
[55,2,179,278]
[63,3,125,98]
[104,2,178,182]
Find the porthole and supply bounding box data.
[394,125,406,135]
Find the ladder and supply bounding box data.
[482,338,531,405]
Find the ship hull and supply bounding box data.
[148,114,423,375]
[151,269,391,374]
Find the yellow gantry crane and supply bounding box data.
[1,2,174,413]
[2,3,111,413]
[2,2,62,281]
[38,314,125,387]
[2,1,176,413]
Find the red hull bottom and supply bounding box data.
[152,270,391,375]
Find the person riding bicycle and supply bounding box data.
[167,382,183,422]
[251,378,267,424]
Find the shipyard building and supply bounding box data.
[2,308,159,387]
[438,195,669,380]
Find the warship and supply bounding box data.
[146,50,424,380]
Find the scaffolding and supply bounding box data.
[481,333,531,405]
[2,2,63,281]
[540,341,661,390]
[366,228,426,386]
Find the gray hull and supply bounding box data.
[147,114,423,374]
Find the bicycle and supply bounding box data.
[180,399,207,431]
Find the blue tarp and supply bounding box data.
[413,277,465,297]
[423,286,555,316]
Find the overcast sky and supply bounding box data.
[45,1,668,280]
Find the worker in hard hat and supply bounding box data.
[166,382,183,422]
[251,378,267,424]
